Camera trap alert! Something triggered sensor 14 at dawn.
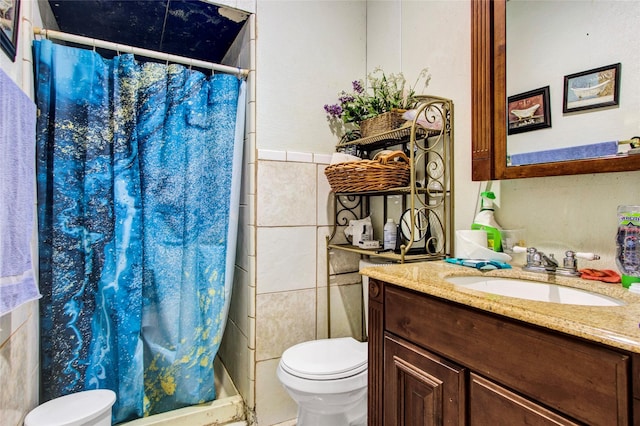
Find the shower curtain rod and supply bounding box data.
[33,27,249,78]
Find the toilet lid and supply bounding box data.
[24,390,116,426]
[280,337,367,380]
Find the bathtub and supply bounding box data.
[120,357,245,426]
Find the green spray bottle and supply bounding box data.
[471,191,503,252]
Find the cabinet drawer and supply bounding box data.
[385,285,630,425]
[469,373,580,425]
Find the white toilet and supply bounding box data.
[276,259,391,426]
[24,389,116,426]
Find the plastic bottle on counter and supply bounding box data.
[616,205,640,288]
[384,218,397,251]
[471,191,503,252]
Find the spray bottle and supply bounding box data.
[616,205,640,288]
[471,191,503,252]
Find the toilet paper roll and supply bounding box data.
[455,230,512,262]
[456,230,488,248]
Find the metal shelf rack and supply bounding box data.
[326,95,455,264]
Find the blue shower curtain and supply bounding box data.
[34,39,245,423]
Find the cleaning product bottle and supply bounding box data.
[616,205,640,288]
[471,191,503,252]
[384,218,397,250]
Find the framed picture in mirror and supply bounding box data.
[563,63,621,113]
[0,0,19,61]
[507,86,551,135]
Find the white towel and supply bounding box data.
[0,68,41,316]
[330,152,361,164]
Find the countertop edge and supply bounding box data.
[361,261,640,354]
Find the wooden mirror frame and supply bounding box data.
[471,0,640,181]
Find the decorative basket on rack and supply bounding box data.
[359,110,406,138]
[324,150,411,193]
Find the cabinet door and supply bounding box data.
[384,334,466,425]
[469,373,581,426]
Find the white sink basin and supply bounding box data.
[447,276,625,306]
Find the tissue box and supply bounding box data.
[358,240,380,249]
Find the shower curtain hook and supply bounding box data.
[188,58,193,70]
[92,38,96,52]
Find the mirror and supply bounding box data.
[471,0,640,180]
[399,208,428,243]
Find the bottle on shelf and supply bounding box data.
[384,218,397,251]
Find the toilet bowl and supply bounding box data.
[24,389,116,426]
[276,258,392,426]
[277,337,368,426]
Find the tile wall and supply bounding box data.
[218,8,256,419]
[0,302,40,426]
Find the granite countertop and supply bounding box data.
[360,260,640,353]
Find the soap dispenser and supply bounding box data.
[471,191,503,252]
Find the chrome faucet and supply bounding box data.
[521,247,600,277]
[522,247,556,274]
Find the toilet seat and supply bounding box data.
[280,337,367,380]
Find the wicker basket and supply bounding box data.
[324,151,411,193]
[359,110,406,138]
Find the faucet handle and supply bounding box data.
[523,247,543,268]
[564,250,600,266]
[574,251,600,261]
[563,251,578,271]
[560,250,600,276]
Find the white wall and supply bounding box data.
[398,0,478,236]
[357,0,480,248]
[256,0,367,154]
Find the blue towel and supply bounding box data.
[510,141,618,166]
[0,68,41,315]
[445,257,512,270]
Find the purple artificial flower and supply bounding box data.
[324,104,343,118]
[352,80,364,94]
[338,94,355,105]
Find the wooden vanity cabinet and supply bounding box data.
[368,279,632,425]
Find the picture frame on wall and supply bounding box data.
[507,86,552,135]
[563,63,621,113]
[0,0,20,61]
